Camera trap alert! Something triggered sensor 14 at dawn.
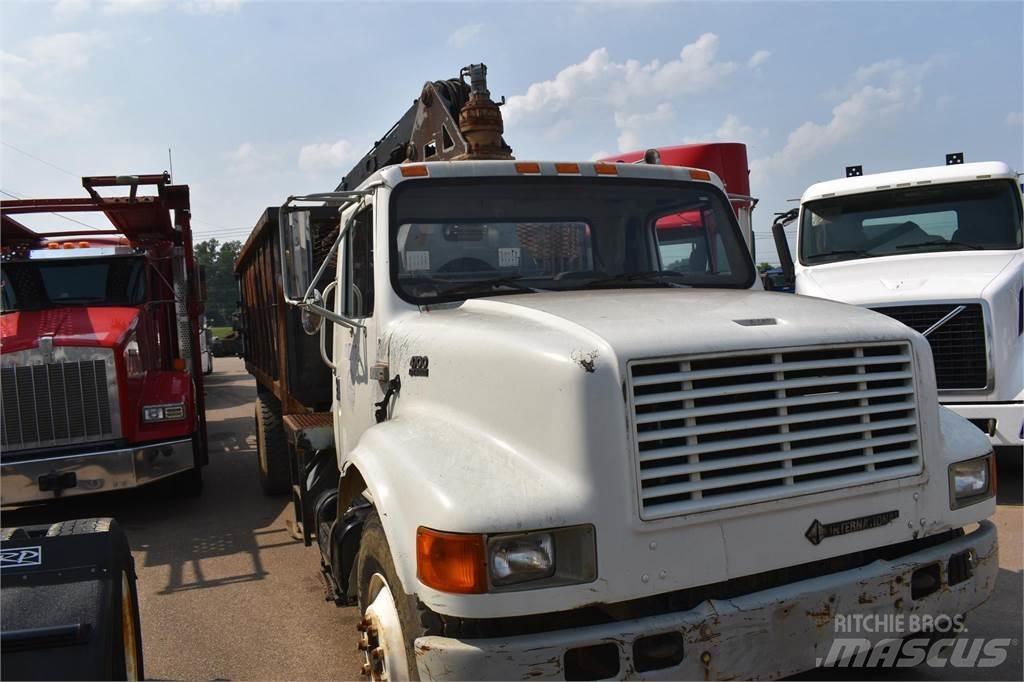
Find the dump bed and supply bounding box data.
[234,207,340,413]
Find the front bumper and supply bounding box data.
[1,438,194,505]
[946,402,1024,448]
[414,521,998,681]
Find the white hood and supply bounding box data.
[798,251,1021,306]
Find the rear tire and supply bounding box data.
[356,511,425,681]
[45,518,145,681]
[255,392,291,496]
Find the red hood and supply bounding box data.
[1,306,141,353]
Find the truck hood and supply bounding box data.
[799,251,1021,305]
[0,306,141,353]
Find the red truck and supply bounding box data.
[0,173,208,504]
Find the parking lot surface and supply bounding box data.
[4,357,1021,681]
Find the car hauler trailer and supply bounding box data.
[772,155,1023,457]
[1,173,209,503]
[242,65,998,680]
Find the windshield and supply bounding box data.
[1,256,147,313]
[390,177,753,303]
[800,179,1023,265]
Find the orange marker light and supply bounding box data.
[417,527,487,594]
[689,169,712,181]
[62,243,75,249]
[400,164,429,177]
[47,243,60,250]
[78,241,90,248]
[515,162,541,174]
[172,358,187,371]
[555,163,580,174]
[593,162,618,176]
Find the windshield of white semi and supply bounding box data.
[799,179,1023,265]
[390,177,754,304]
[1,256,147,313]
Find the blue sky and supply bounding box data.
[2,0,1022,263]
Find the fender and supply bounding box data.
[336,409,594,618]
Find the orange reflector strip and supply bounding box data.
[515,162,541,174]
[689,169,712,181]
[593,162,618,175]
[172,358,187,371]
[400,164,429,177]
[62,243,75,249]
[47,243,60,250]
[417,527,487,594]
[555,163,580,174]
[78,241,90,248]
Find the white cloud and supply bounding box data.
[1007,112,1024,127]
[503,34,737,127]
[52,0,92,21]
[613,102,674,152]
[747,50,771,69]
[25,32,106,72]
[223,142,271,173]
[298,140,362,173]
[101,0,168,14]
[683,113,757,144]
[589,149,612,161]
[751,58,933,182]
[1,51,29,67]
[448,23,483,48]
[181,0,243,15]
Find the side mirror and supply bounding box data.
[279,208,317,303]
[301,288,325,335]
[771,220,796,286]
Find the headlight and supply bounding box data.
[142,403,186,423]
[488,532,555,586]
[948,454,996,509]
[416,525,596,594]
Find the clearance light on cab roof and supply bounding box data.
[400,164,429,177]
[47,243,60,250]
[555,163,580,174]
[62,243,75,249]
[689,169,712,181]
[593,162,618,176]
[515,162,541,174]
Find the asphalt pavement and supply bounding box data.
[3,356,1021,681]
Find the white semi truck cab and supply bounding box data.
[773,157,1023,456]
[276,158,998,680]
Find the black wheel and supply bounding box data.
[356,511,425,681]
[255,392,291,496]
[45,518,145,681]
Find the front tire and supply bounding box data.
[356,511,425,681]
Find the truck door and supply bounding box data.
[333,198,381,458]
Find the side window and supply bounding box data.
[344,206,374,318]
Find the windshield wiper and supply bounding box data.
[805,249,870,262]
[891,240,984,251]
[583,270,692,288]
[433,275,543,295]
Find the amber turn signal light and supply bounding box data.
[689,169,712,181]
[416,527,487,593]
[400,164,429,177]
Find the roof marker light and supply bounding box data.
[555,163,580,174]
[689,169,712,181]
[62,243,75,249]
[515,162,541,174]
[47,243,60,250]
[78,241,90,248]
[400,164,429,177]
[593,163,617,176]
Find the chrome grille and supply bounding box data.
[870,304,987,390]
[1,352,117,452]
[629,343,922,519]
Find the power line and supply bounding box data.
[0,188,105,231]
[1,142,79,178]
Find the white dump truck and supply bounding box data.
[773,155,1023,457]
[256,67,998,680]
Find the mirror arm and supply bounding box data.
[319,281,338,369]
[300,300,364,331]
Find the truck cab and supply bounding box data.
[1,173,208,504]
[773,158,1023,456]
[279,158,998,680]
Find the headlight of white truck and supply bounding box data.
[417,525,596,594]
[948,454,996,509]
[142,403,186,422]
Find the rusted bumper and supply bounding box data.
[414,521,997,680]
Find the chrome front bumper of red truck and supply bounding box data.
[0,437,194,505]
[415,521,998,681]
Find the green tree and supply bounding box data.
[756,261,775,273]
[194,238,242,326]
